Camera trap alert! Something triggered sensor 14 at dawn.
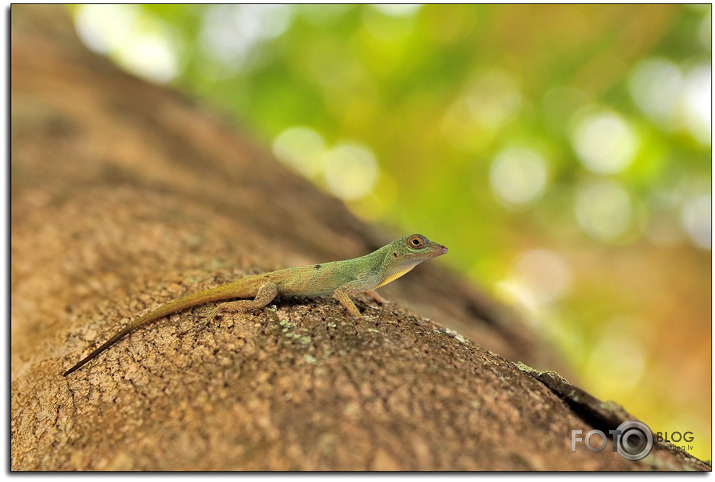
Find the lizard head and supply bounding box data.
[372,234,448,289]
[391,234,448,263]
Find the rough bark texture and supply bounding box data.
[10,5,709,471]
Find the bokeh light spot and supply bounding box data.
[199,4,292,71]
[681,194,711,250]
[628,57,683,126]
[584,333,646,395]
[681,63,711,145]
[74,5,179,83]
[116,32,179,84]
[628,57,710,145]
[572,110,639,174]
[489,147,548,207]
[511,249,572,308]
[370,4,422,17]
[74,4,138,54]
[272,127,327,178]
[323,144,379,201]
[575,180,633,241]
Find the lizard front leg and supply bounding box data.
[333,278,379,318]
[333,288,362,317]
[214,282,279,314]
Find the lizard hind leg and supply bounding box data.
[333,287,363,318]
[366,290,387,304]
[214,282,279,315]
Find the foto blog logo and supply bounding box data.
[571,420,654,461]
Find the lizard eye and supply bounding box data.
[407,235,424,249]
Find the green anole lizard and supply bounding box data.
[63,234,447,376]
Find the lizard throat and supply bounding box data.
[374,265,416,289]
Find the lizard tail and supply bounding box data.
[62,284,243,376]
[62,324,138,376]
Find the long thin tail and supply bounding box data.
[63,283,244,376]
[62,322,141,376]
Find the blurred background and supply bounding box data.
[67,4,711,459]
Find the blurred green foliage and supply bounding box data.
[69,4,711,460]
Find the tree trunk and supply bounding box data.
[10,5,709,471]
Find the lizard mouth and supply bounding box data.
[433,244,448,256]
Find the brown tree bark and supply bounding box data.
[10,5,709,471]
